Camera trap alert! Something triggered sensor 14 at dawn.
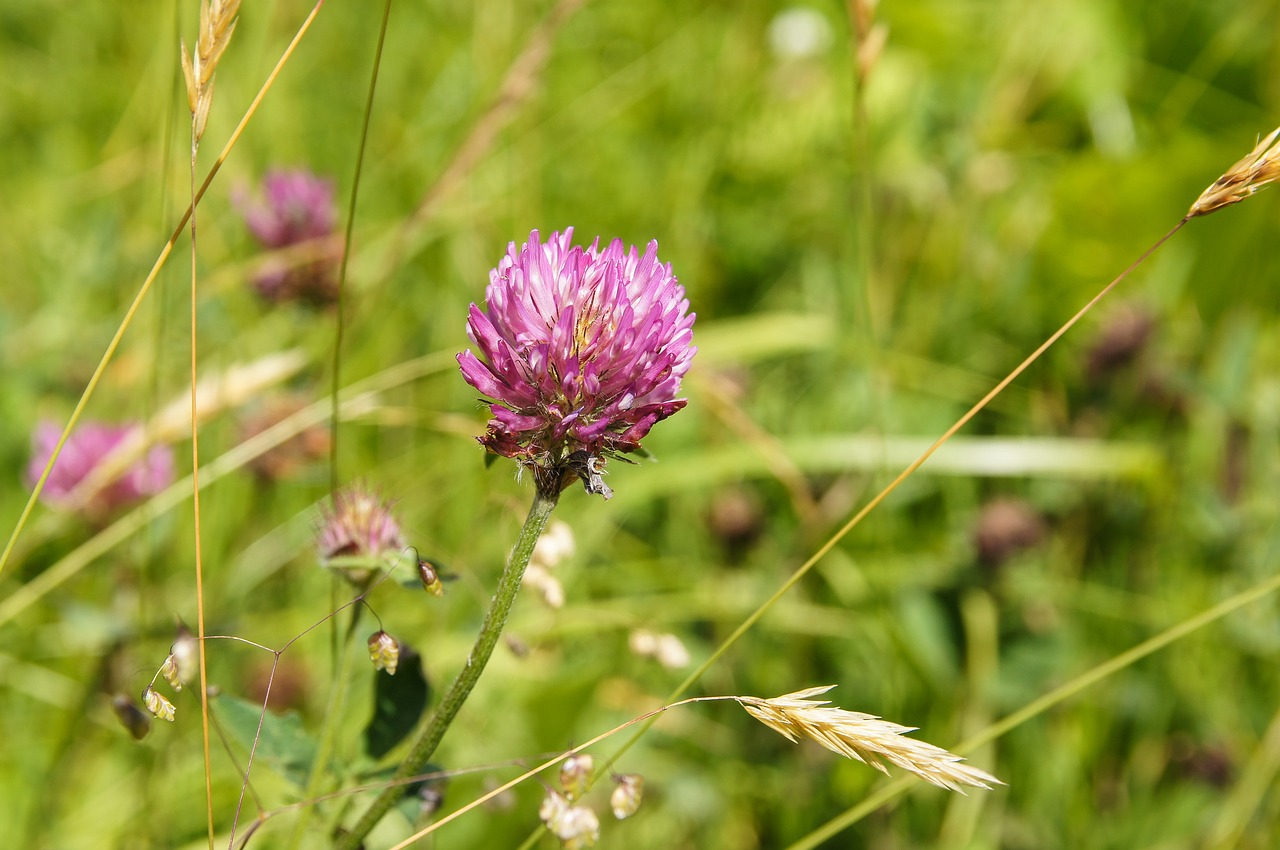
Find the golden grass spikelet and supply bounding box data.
[739,686,1003,793]
[1189,126,1280,218]
[181,0,241,141]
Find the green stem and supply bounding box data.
[335,489,559,849]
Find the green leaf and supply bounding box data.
[363,644,430,760]
[213,692,318,789]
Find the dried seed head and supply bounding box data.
[419,558,445,597]
[112,694,152,741]
[159,654,183,691]
[1189,127,1280,218]
[143,686,176,722]
[367,630,401,675]
[539,788,569,825]
[531,520,576,569]
[182,0,241,143]
[170,625,200,687]
[610,774,644,820]
[653,633,690,669]
[541,790,600,849]
[739,686,1003,793]
[559,753,594,800]
[628,629,691,669]
[523,563,565,609]
[417,782,445,818]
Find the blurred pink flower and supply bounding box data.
[458,228,696,498]
[236,168,340,305]
[316,486,406,578]
[27,420,174,514]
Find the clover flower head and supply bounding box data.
[236,168,339,304]
[239,169,336,247]
[316,486,406,574]
[457,229,696,499]
[27,420,174,516]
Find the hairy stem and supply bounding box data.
[335,489,559,848]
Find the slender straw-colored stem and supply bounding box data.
[189,112,216,850]
[335,490,560,850]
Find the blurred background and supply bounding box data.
[2,1,1280,847]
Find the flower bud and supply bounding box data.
[559,753,593,800]
[610,774,644,820]
[317,486,406,580]
[367,630,400,675]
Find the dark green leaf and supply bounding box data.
[213,692,318,789]
[363,644,430,760]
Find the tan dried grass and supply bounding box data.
[1189,126,1280,218]
[181,0,241,142]
[739,686,1003,793]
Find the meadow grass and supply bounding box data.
[3,1,1280,848]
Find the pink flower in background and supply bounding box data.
[236,169,340,305]
[458,228,696,499]
[316,486,407,579]
[27,421,174,514]
[240,169,336,247]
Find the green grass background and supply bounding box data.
[3,0,1280,847]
